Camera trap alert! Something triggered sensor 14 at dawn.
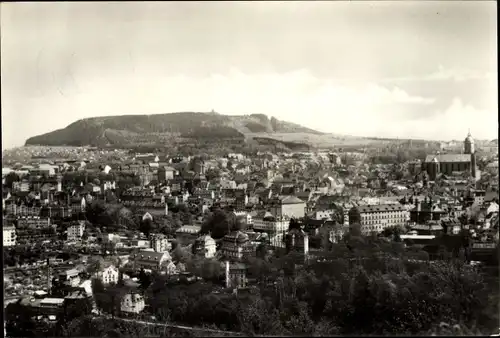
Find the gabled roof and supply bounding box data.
[278,195,305,205]
[134,250,170,262]
[353,204,406,213]
[424,154,472,163]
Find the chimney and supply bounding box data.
[225,261,230,289]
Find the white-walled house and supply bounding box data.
[121,293,145,314]
[96,265,120,285]
[67,221,85,242]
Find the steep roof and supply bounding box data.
[424,154,471,163]
[353,204,406,213]
[134,250,170,262]
[278,195,305,205]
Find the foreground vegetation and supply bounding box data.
[6,233,499,337]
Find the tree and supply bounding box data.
[139,218,153,238]
[171,246,193,264]
[87,256,105,275]
[349,224,362,237]
[201,209,239,239]
[4,172,20,189]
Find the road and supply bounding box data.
[98,314,244,336]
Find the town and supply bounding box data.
[3,131,499,337]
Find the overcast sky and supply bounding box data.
[1,1,497,149]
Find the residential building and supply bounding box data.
[225,261,247,289]
[6,204,41,217]
[409,198,446,224]
[121,293,145,314]
[3,224,16,247]
[252,212,289,233]
[175,225,201,246]
[132,251,171,271]
[58,269,81,287]
[151,234,172,253]
[17,216,51,229]
[270,195,306,219]
[96,265,120,285]
[67,221,85,242]
[192,234,217,258]
[220,231,255,260]
[349,204,407,235]
[285,227,309,256]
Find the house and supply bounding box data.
[270,196,306,219]
[285,227,309,256]
[3,224,16,247]
[220,231,255,260]
[58,269,81,287]
[225,261,247,289]
[349,204,407,235]
[151,234,172,253]
[175,225,202,246]
[252,211,289,233]
[96,265,120,285]
[70,196,86,212]
[17,216,51,229]
[132,251,171,271]
[67,221,85,242]
[121,293,145,314]
[19,297,65,317]
[409,198,446,224]
[192,234,217,258]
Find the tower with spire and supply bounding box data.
[464,129,477,179]
[464,129,475,154]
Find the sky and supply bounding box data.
[1,1,497,149]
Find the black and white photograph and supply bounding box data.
[1,1,498,337]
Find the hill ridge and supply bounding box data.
[25,112,322,148]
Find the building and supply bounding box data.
[121,293,145,314]
[132,251,171,271]
[225,261,247,289]
[157,166,176,182]
[252,212,289,233]
[4,204,41,217]
[175,225,201,246]
[95,265,120,285]
[409,199,446,224]
[67,221,85,242]
[285,227,309,256]
[3,224,16,247]
[151,234,172,253]
[270,195,306,219]
[17,216,51,229]
[421,131,478,180]
[58,269,81,287]
[348,204,407,235]
[220,231,255,260]
[192,234,217,258]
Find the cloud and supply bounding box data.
[383,66,495,84]
[2,68,496,149]
[364,97,498,141]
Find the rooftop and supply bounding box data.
[353,204,406,213]
[424,154,472,163]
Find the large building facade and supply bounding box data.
[348,204,407,235]
[422,131,477,180]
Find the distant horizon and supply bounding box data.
[2,2,497,149]
[9,110,497,151]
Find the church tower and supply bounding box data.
[464,129,474,154]
[464,130,477,179]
